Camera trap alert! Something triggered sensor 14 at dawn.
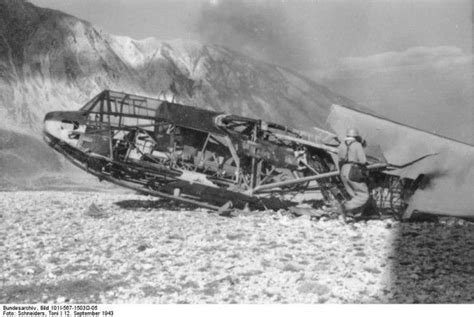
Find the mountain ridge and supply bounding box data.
[0,0,359,184]
[1,0,360,135]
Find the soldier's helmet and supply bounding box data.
[346,128,360,138]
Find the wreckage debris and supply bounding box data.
[43,90,444,220]
[86,203,109,219]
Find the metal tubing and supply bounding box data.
[366,162,389,170]
[250,124,258,189]
[44,131,220,210]
[273,132,338,153]
[252,162,389,193]
[252,170,340,193]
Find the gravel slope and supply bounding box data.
[1,191,473,304]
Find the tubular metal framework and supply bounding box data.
[43,90,421,217]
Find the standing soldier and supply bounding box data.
[338,128,370,221]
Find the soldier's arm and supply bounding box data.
[355,143,367,165]
[338,144,346,162]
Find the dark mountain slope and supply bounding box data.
[0,0,358,185]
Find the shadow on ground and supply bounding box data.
[0,278,125,303]
[114,198,200,212]
[390,218,474,303]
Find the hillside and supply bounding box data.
[0,0,358,184]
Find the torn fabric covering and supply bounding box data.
[156,101,225,135]
[327,104,474,217]
[327,104,472,169]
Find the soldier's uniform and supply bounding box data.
[338,131,370,215]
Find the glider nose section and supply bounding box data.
[43,111,61,141]
[43,111,86,147]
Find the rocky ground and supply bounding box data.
[1,191,473,304]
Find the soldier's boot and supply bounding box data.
[339,202,349,223]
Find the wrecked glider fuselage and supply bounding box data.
[43,90,423,217]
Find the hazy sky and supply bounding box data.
[29,0,473,141]
[30,0,472,69]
